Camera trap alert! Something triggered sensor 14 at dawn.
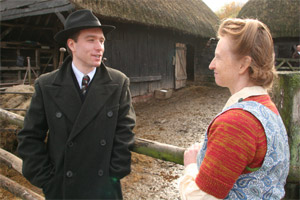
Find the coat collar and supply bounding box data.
[52,56,113,86]
[47,56,118,141]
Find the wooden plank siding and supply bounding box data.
[102,21,215,96]
[103,22,182,97]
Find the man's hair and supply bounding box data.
[218,18,276,88]
[66,31,80,57]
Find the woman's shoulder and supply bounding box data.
[211,108,263,138]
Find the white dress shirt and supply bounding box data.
[72,62,96,89]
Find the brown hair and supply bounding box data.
[66,31,80,57]
[218,18,276,88]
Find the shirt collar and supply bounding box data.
[71,62,96,89]
[223,86,268,111]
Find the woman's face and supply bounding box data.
[209,36,244,93]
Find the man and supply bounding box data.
[17,9,136,199]
[292,44,300,59]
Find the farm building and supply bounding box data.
[237,0,300,59]
[0,0,219,97]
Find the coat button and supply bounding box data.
[68,141,74,147]
[100,139,106,146]
[66,170,73,178]
[56,112,62,118]
[107,111,113,118]
[98,169,104,176]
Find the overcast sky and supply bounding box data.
[202,0,249,12]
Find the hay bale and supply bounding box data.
[1,85,34,116]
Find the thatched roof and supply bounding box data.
[70,0,219,38]
[237,0,299,38]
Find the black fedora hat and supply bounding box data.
[54,9,115,44]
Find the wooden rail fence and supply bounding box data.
[276,58,300,71]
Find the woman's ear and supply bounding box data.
[239,56,252,74]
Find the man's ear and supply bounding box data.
[67,38,75,52]
[239,56,252,74]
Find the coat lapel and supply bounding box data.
[46,58,82,123]
[68,65,118,141]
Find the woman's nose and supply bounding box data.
[209,58,215,70]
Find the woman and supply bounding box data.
[179,18,290,199]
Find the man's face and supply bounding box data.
[68,28,105,71]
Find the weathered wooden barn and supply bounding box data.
[1,0,219,96]
[237,0,300,59]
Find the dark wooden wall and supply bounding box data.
[102,21,214,96]
[103,22,174,96]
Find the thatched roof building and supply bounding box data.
[237,0,299,38]
[71,0,218,38]
[1,0,219,96]
[237,0,299,58]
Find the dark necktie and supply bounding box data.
[81,75,90,95]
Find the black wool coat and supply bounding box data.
[17,56,136,199]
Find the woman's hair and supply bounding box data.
[218,18,276,88]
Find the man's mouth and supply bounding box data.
[93,55,102,59]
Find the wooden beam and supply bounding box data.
[130,76,162,83]
[0,67,40,71]
[0,174,43,200]
[132,138,184,165]
[0,108,24,128]
[1,22,54,31]
[55,11,66,25]
[0,148,22,174]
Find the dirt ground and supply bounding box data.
[0,82,230,199]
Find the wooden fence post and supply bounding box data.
[271,71,300,199]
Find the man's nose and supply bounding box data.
[95,41,104,50]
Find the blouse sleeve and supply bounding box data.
[179,163,222,200]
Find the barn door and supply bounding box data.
[175,43,187,89]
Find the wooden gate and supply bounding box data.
[175,43,187,89]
